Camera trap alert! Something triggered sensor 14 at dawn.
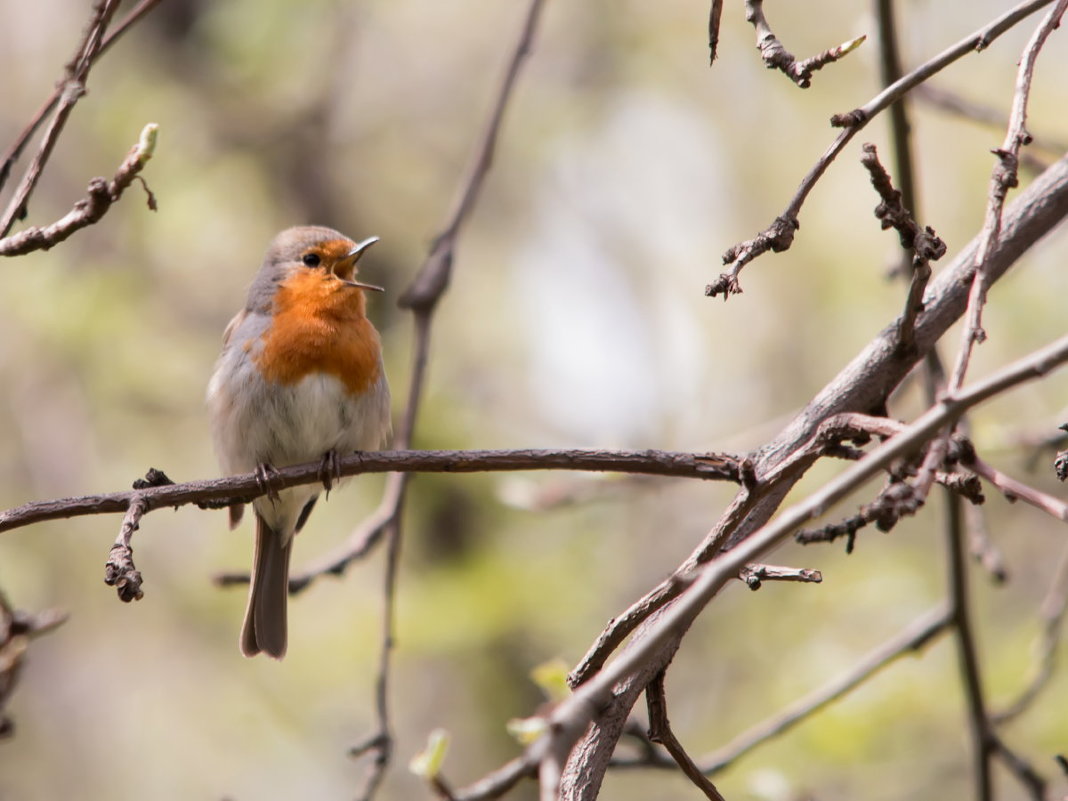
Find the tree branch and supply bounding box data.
[0,123,158,257]
[546,334,1068,799]
[946,0,1068,393]
[709,0,1056,298]
[0,0,163,196]
[0,0,123,237]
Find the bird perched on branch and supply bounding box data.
[207,226,391,658]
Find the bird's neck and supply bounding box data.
[272,269,367,322]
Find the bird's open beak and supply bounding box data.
[347,236,380,262]
[339,236,384,291]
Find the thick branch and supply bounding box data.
[547,334,1068,800]
[558,151,1068,798]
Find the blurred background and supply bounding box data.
[1,1,1067,799]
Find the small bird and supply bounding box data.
[207,226,391,658]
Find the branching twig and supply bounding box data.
[0,593,67,739]
[744,0,864,89]
[565,152,1068,744]
[946,0,1068,393]
[859,143,947,352]
[0,123,158,257]
[352,2,549,796]
[0,0,163,195]
[645,672,726,800]
[709,0,1055,298]
[0,0,122,237]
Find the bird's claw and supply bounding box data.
[255,462,283,504]
[318,450,343,496]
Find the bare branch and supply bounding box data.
[354,4,549,795]
[399,0,546,312]
[0,0,123,237]
[965,449,1068,522]
[993,541,1068,723]
[645,672,726,800]
[859,143,947,352]
[947,0,1068,392]
[711,0,1056,297]
[0,592,67,739]
[707,0,723,64]
[739,562,822,589]
[0,448,740,539]
[744,0,864,89]
[0,124,158,257]
[547,334,1068,798]
[0,0,163,195]
[698,604,952,775]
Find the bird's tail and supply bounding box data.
[241,513,292,658]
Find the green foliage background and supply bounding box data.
[1,1,1067,799]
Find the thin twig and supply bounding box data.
[946,0,1068,393]
[709,0,1055,298]
[0,0,163,195]
[645,672,726,800]
[614,605,952,775]
[859,143,947,352]
[944,488,995,800]
[103,494,146,603]
[875,0,918,228]
[352,2,549,796]
[744,0,864,89]
[0,592,68,739]
[914,84,1068,157]
[993,541,1068,723]
[738,562,822,589]
[990,733,1048,800]
[0,123,158,257]
[965,450,1068,522]
[707,0,724,64]
[0,0,122,237]
[963,501,1008,583]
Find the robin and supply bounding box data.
[207,226,392,658]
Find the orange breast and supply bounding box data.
[254,270,382,396]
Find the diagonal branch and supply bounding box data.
[0,0,163,196]
[0,0,123,237]
[0,124,158,257]
[541,333,1068,800]
[709,0,1056,298]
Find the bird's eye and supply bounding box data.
[302,253,321,267]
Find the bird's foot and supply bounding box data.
[318,449,343,496]
[255,462,283,504]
